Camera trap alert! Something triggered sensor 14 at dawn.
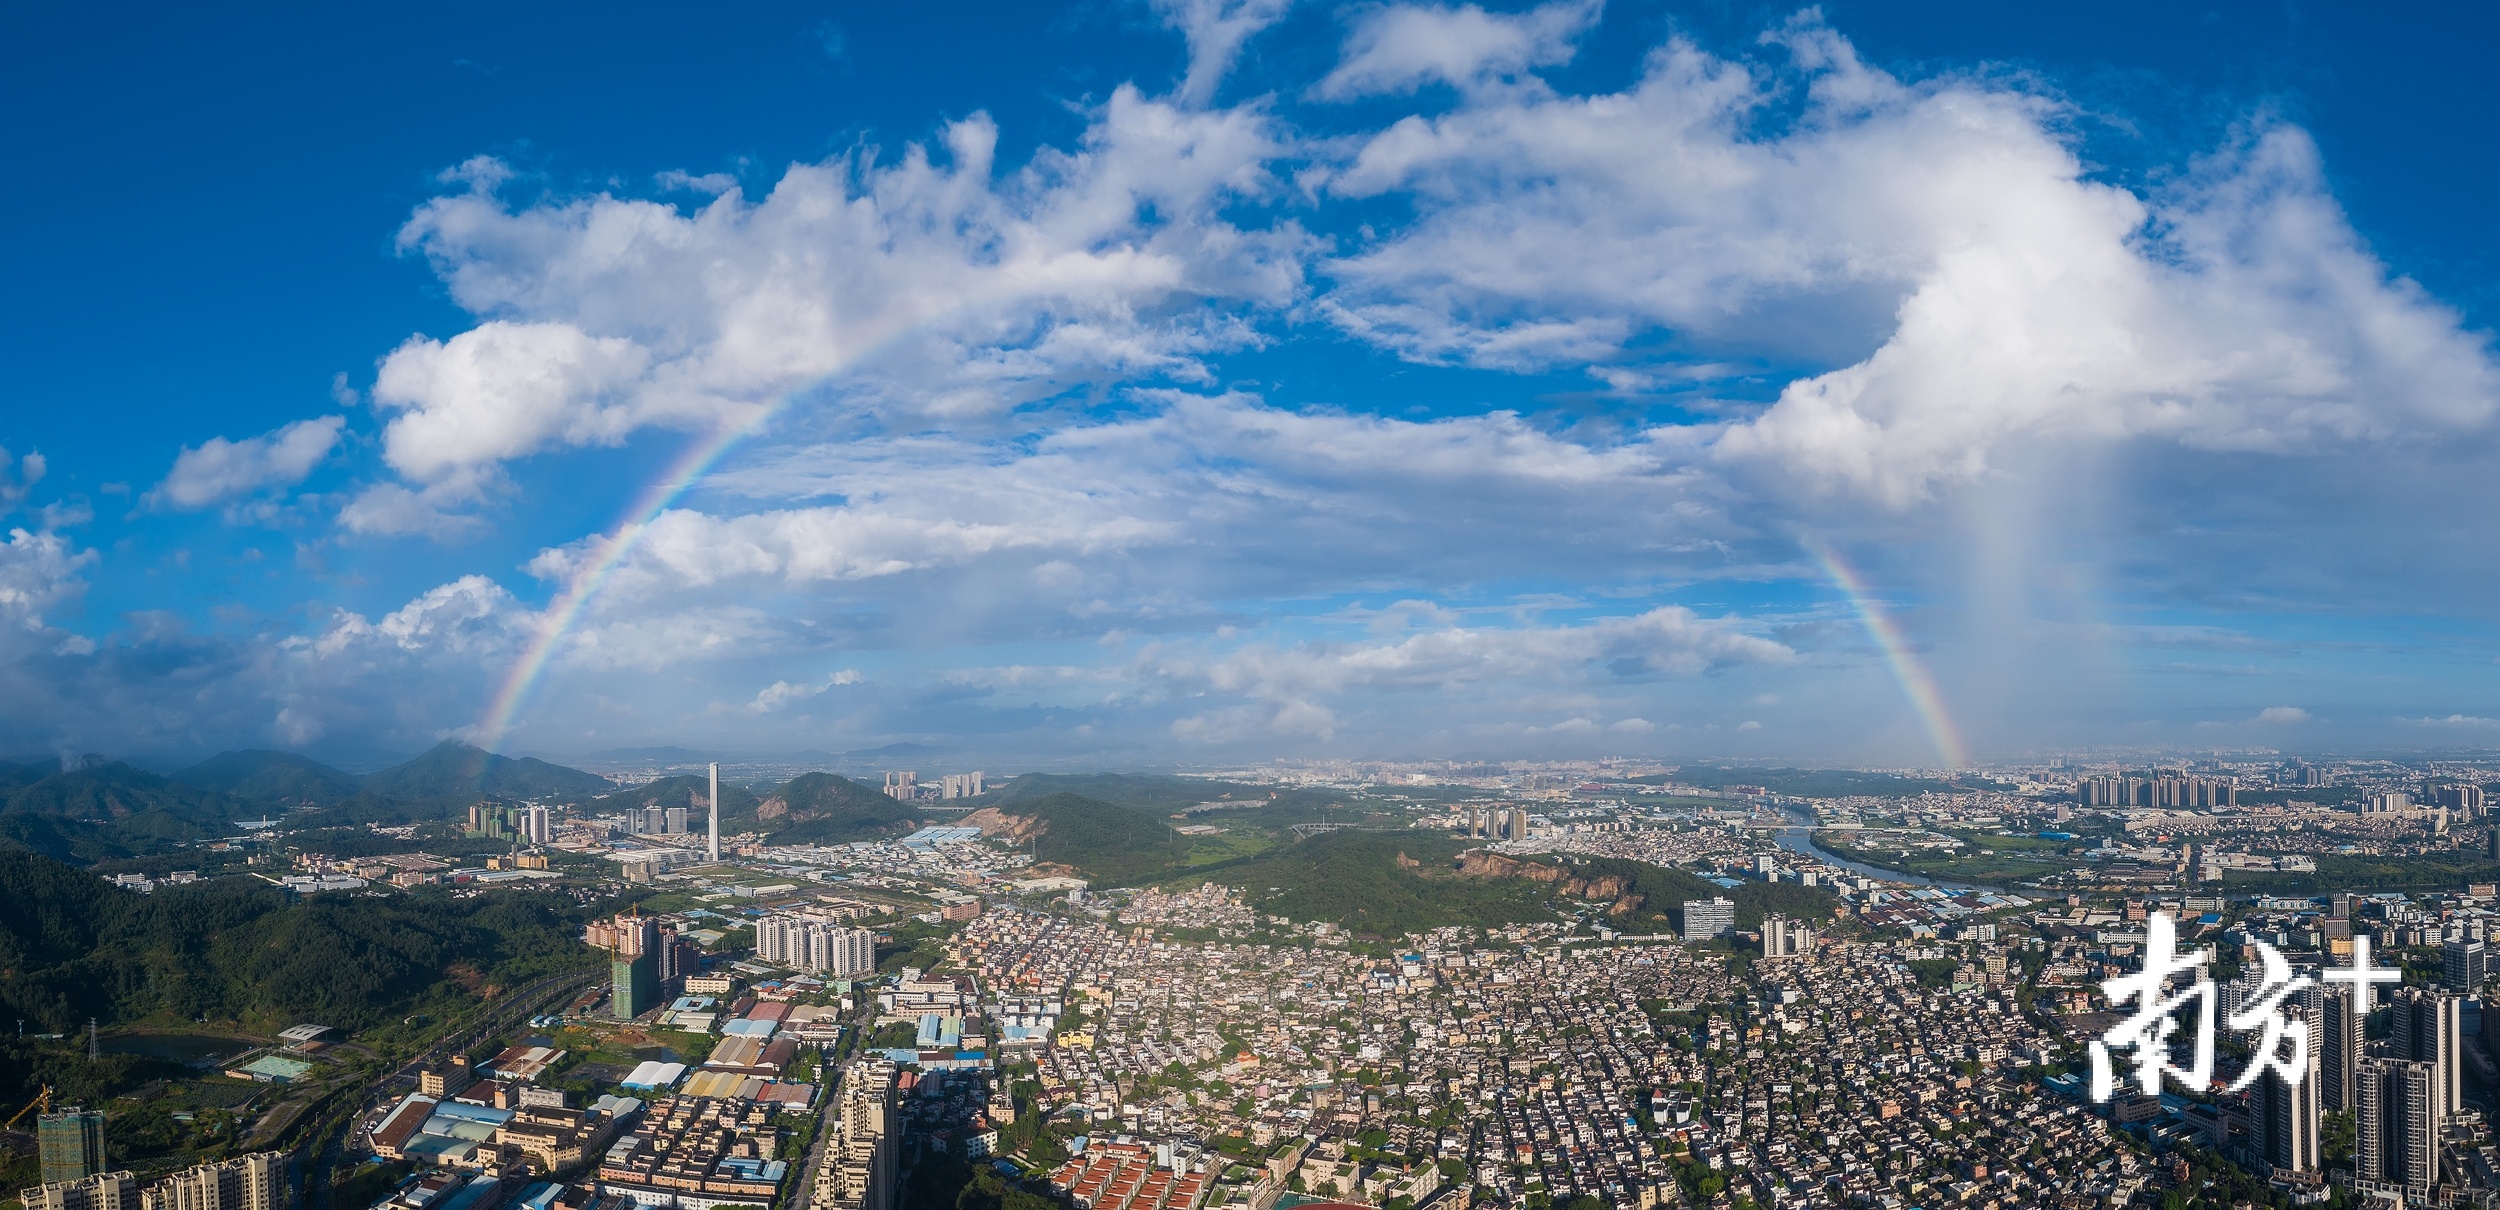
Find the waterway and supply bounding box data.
[1770,820,2014,896]
[99,1032,252,1067]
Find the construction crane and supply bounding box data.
[1,1085,52,1132]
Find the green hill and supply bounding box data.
[359,741,612,800]
[1209,831,1553,936]
[1205,832,1841,938]
[0,847,604,1045]
[756,773,917,845]
[169,749,362,804]
[980,792,1189,886]
[1,761,248,835]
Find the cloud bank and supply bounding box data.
[6,8,2498,762]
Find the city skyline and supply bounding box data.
[5,2,2500,767]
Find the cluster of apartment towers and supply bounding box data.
[21,1109,284,1210]
[1464,805,1532,841]
[2210,936,2476,1201]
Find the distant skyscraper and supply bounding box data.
[1508,807,1529,841]
[38,1108,106,1183]
[707,762,720,862]
[938,772,984,799]
[1682,898,1735,942]
[664,806,689,835]
[2447,937,2487,992]
[882,771,917,801]
[521,805,551,845]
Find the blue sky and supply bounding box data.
[4,0,2498,768]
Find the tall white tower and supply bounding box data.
[708,761,721,862]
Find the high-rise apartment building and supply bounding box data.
[1760,914,1813,958]
[815,1059,897,1210]
[521,805,551,845]
[2076,773,2236,807]
[2252,1012,2319,1174]
[2319,987,2361,1113]
[1509,807,1529,841]
[2444,936,2486,992]
[612,950,658,1020]
[22,1170,138,1210]
[663,806,689,835]
[2356,1059,2438,1204]
[882,772,917,801]
[38,1109,106,1184]
[938,772,984,799]
[1682,898,1735,942]
[2431,782,2486,814]
[757,914,877,977]
[2390,986,2462,1122]
[135,1153,283,1210]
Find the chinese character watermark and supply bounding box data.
[2087,911,2397,1102]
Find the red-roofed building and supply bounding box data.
[1046,1143,1210,1210]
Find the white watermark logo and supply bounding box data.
[2087,911,2399,1102]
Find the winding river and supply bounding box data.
[1770,816,2015,896]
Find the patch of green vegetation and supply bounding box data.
[1815,829,2069,884]
[1210,832,1554,936]
[0,847,609,1082]
[2221,854,2500,893]
[998,793,1191,886]
[1179,831,1277,867]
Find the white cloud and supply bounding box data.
[1154,0,1297,106]
[2255,705,2311,724]
[1609,717,1653,732]
[2404,714,2500,728]
[745,669,862,714]
[150,416,345,511]
[1159,606,1790,740]
[0,527,92,635]
[371,91,1304,491]
[0,448,45,510]
[371,322,658,483]
[1323,16,2500,502]
[1316,0,1600,100]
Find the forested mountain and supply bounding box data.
[966,792,1189,885]
[0,847,603,1036]
[754,773,916,845]
[169,749,363,804]
[0,760,251,839]
[360,740,613,800]
[0,743,617,865]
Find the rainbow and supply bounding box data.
[471,420,759,756]
[1805,541,1970,769]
